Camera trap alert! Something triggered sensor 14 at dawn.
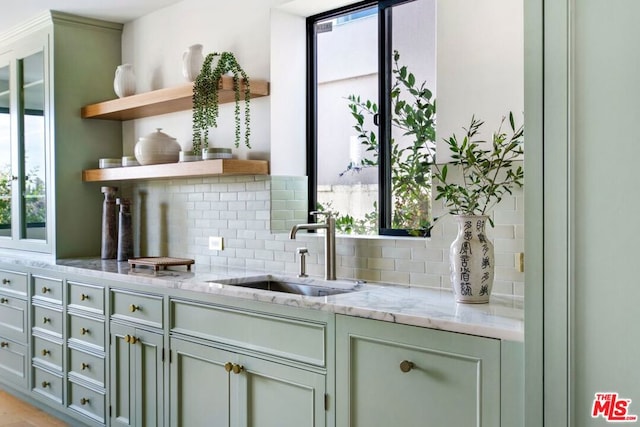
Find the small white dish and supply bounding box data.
[99,158,121,169]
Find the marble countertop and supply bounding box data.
[2,256,524,341]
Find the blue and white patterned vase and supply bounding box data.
[449,215,495,303]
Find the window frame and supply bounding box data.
[306,0,428,237]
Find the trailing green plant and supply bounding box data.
[192,51,251,152]
[342,50,435,234]
[432,113,524,222]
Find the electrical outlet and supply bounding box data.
[209,236,224,251]
[516,252,524,273]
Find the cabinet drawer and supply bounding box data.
[33,276,63,305]
[111,289,163,329]
[68,314,105,352]
[0,269,27,297]
[68,380,106,424]
[170,299,326,366]
[0,339,28,389]
[33,366,63,404]
[0,296,27,343]
[68,347,105,388]
[33,335,63,371]
[68,281,104,315]
[33,305,63,338]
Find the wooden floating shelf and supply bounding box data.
[82,159,269,182]
[81,76,269,120]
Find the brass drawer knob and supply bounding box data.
[124,334,138,344]
[41,381,50,388]
[41,349,50,356]
[81,327,90,335]
[81,363,90,370]
[80,293,89,301]
[41,286,50,294]
[0,297,8,304]
[2,278,10,284]
[224,362,233,373]
[232,364,244,374]
[80,398,90,405]
[129,304,140,312]
[43,317,50,324]
[399,360,415,373]
[0,342,8,348]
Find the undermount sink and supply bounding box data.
[211,276,368,297]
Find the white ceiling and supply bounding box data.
[0,0,184,35]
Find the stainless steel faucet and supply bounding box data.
[289,211,336,280]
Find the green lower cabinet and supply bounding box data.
[170,336,326,427]
[110,322,164,427]
[336,315,501,427]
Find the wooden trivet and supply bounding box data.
[128,257,194,271]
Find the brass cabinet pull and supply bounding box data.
[43,317,50,324]
[41,286,50,294]
[0,342,8,348]
[2,278,10,284]
[0,297,8,304]
[41,381,50,388]
[224,362,244,374]
[81,327,90,335]
[41,349,50,356]
[80,398,90,405]
[399,360,415,373]
[124,334,138,344]
[80,293,89,301]
[81,363,90,370]
[129,304,140,312]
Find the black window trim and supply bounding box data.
[306,0,428,237]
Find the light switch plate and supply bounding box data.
[209,236,224,251]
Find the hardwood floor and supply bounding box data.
[0,390,68,426]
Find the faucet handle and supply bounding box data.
[311,210,334,219]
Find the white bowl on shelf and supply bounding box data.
[134,128,181,165]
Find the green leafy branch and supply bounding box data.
[432,113,524,220]
[342,50,435,233]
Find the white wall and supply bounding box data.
[120,0,276,160]
[436,0,524,162]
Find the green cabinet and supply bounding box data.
[336,315,502,427]
[0,266,29,389]
[110,319,164,426]
[169,296,330,427]
[170,336,326,427]
[0,11,122,257]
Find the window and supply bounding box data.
[307,0,436,236]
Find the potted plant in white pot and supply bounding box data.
[432,114,524,303]
[191,51,252,156]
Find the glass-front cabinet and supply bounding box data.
[0,40,49,252]
[0,12,123,258]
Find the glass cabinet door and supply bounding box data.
[0,46,47,249]
[0,59,12,239]
[20,50,46,241]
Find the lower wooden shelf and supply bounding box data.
[82,159,269,182]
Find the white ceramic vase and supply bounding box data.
[182,44,204,82]
[449,215,495,303]
[113,64,136,98]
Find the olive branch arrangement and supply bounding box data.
[192,51,251,152]
[432,113,524,224]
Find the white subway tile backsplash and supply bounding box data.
[131,175,524,297]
